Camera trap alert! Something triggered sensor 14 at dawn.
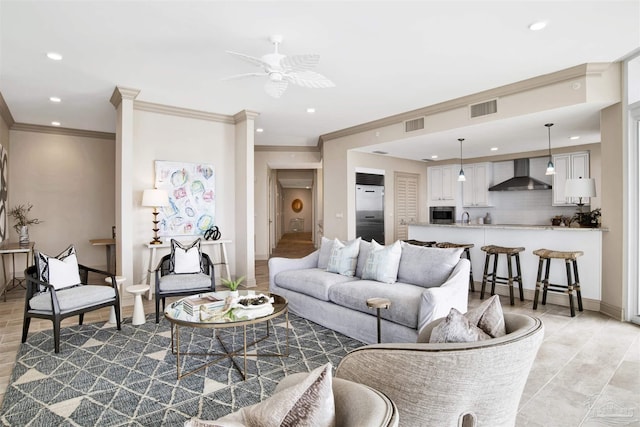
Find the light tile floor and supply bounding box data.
[1,262,639,426]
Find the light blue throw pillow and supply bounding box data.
[362,240,402,284]
[326,238,361,277]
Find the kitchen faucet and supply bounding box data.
[461,211,470,224]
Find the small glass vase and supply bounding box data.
[18,226,29,246]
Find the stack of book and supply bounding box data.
[182,294,224,317]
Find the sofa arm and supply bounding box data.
[417,258,470,332]
[268,250,320,290]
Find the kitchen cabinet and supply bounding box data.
[462,162,493,207]
[552,151,590,206]
[428,165,456,205]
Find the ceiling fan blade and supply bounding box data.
[226,50,269,68]
[264,80,288,98]
[286,70,335,88]
[280,54,320,72]
[221,72,268,81]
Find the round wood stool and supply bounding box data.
[532,249,584,317]
[366,297,391,343]
[480,245,525,305]
[436,242,475,291]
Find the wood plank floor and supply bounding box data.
[1,232,638,426]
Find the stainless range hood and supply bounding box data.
[488,158,552,191]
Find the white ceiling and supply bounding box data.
[1,1,638,163]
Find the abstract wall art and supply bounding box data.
[154,160,215,238]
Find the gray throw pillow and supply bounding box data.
[429,308,492,343]
[317,236,334,269]
[397,243,463,288]
[465,295,506,338]
[326,238,361,277]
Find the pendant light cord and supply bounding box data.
[545,123,553,157]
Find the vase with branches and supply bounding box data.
[8,203,41,245]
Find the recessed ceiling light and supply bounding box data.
[569,136,580,140]
[49,96,61,103]
[256,128,264,133]
[528,21,547,31]
[306,108,316,113]
[490,147,498,151]
[47,52,63,61]
[431,155,438,159]
[51,121,61,126]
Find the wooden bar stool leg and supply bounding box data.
[515,253,524,302]
[541,258,551,306]
[481,253,491,299]
[507,254,515,305]
[573,259,583,312]
[491,253,499,297]
[533,257,544,310]
[565,259,576,317]
[465,248,475,292]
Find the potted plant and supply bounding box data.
[221,276,245,298]
[572,208,601,228]
[8,203,41,245]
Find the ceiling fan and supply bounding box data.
[223,35,335,98]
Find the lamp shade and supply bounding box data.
[564,178,596,198]
[142,189,169,207]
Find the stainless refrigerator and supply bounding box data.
[356,183,385,243]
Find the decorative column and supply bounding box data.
[234,110,260,287]
[110,87,140,295]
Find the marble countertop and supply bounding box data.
[409,222,608,231]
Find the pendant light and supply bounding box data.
[545,123,555,175]
[457,138,466,182]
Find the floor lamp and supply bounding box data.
[142,189,169,244]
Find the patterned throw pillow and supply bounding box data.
[428,308,492,343]
[35,245,81,290]
[186,363,335,427]
[464,295,506,338]
[170,239,202,274]
[326,238,361,277]
[361,240,402,284]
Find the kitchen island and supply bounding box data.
[408,223,606,311]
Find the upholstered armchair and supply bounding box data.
[335,313,544,427]
[154,248,215,323]
[22,249,121,353]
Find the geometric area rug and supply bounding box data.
[0,313,364,426]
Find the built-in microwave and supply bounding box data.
[430,206,456,224]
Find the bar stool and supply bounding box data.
[435,242,475,291]
[480,245,525,305]
[403,239,436,247]
[532,249,584,317]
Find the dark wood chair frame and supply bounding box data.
[155,253,216,323]
[22,264,122,353]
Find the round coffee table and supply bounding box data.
[164,290,288,380]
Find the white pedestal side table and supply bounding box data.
[106,276,126,324]
[127,284,150,325]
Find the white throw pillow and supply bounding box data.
[35,245,81,290]
[171,239,202,274]
[361,240,402,284]
[326,238,361,277]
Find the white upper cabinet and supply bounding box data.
[462,162,493,207]
[552,151,590,206]
[428,165,456,206]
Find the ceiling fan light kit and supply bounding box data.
[224,34,335,98]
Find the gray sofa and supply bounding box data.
[269,238,470,344]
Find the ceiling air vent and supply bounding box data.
[469,99,497,118]
[404,117,425,132]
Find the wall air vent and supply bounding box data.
[404,117,425,132]
[469,99,498,118]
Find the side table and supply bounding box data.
[127,284,150,325]
[0,241,35,302]
[366,297,391,343]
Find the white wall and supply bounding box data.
[8,130,115,269]
[131,109,237,285]
[282,188,312,233]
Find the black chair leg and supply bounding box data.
[491,253,498,296]
[156,295,161,323]
[22,316,31,343]
[507,255,514,305]
[481,253,491,299]
[533,258,544,310]
[114,302,122,330]
[54,315,61,353]
[573,259,584,312]
[515,254,524,302]
[541,258,551,305]
[79,313,84,325]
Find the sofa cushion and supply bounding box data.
[327,238,361,277]
[328,280,423,329]
[158,273,212,292]
[275,268,359,301]
[361,240,402,284]
[397,243,463,288]
[29,285,115,313]
[428,308,492,343]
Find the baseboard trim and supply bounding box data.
[599,301,624,320]
[480,282,600,312]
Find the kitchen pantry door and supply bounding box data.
[394,172,419,241]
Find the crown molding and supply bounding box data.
[320,62,612,143]
[0,91,15,128]
[233,110,260,123]
[135,100,235,124]
[11,123,115,140]
[110,86,141,108]
[255,145,320,152]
